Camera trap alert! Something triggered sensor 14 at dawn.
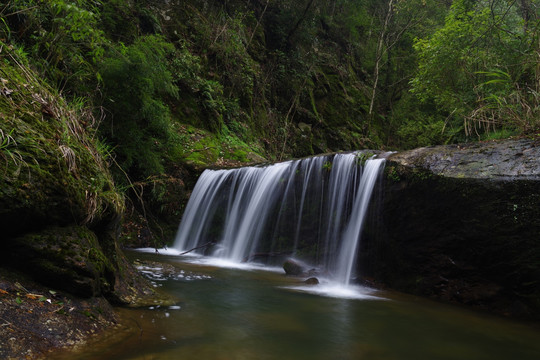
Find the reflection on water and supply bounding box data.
[281,282,381,300]
[51,251,540,360]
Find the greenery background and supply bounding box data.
[1,0,539,244]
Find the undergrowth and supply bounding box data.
[0,41,123,225]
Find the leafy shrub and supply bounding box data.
[2,0,107,95]
[99,35,178,180]
[410,0,538,138]
[170,45,235,133]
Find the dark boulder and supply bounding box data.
[283,258,309,276]
[360,139,540,319]
[4,226,115,298]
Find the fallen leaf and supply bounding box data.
[25,294,42,300]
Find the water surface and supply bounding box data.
[52,251,540,360]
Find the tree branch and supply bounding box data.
[179,242,215,255]
[369,0,394,116]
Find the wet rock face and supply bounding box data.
[363,139,540,319]
[388,139,540,180]
[1,226,160,305]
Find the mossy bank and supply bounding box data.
[0,45,174,358]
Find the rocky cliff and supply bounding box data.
[360,139,540,319]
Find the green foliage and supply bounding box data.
[411,2,491,113]
[323,161,332,172]
[411,0,539,138]
[169,42,253,133]
[385,165,401,182]
[389,91,460,149]
[99,0,138,42]
[3,0,538,191]
[208,12,258,100]
[99,35,178,179]
[397,119,449,149]
[469,69,540,135]
[356,151,375,166]
[2,0,108,94]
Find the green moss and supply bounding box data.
[170,123,265,168]
[230,149,248,162]
[1,43,124,236]
[356,151,376,165]
[385,166,401,182]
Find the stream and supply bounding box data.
[51,250,540,360]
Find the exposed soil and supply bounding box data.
[0,268,117,359]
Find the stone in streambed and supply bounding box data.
[283,258,309,276]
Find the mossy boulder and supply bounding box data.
[1,225,168,306]
[3,226,115,298]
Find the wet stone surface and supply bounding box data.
[388,139,540,180]
[370,139,540,319]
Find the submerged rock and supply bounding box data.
[304,277,320,285]
[283,259,310,276]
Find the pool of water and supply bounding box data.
[52,251,540,360]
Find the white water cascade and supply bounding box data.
[334,159,385,284]
[173,152,385,285]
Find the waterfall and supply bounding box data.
[321,154,362,274]
[334,159,385,284]
[218,162,292,262]
[174,153,385,284]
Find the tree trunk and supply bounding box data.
[368,0,394,117]
[247,0,270,48]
